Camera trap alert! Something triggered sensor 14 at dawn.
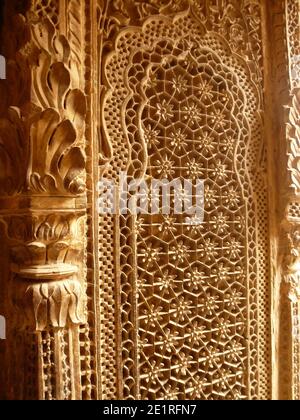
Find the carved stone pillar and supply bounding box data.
[0,2,87,399]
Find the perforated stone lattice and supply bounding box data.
[103,10,271,400]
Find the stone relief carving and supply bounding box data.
[0,0,299,400]
[274,0,300,402]
[287,89,300,194]
[101,0,270,400]
[0,1,88,400]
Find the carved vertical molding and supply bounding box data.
[0,1,88,399]
[275,0,300,400]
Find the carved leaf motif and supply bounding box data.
[47,241,69,263]
[25,280,84,331]
[31,19,70,64]
[29,109,85,194]
[68,0,84,88]
[36,217,70,242]
[0,15,86,197]
[5,213,83,267]
[64,89,87,137]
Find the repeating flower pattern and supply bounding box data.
[223,186,240,207]
[197,79,214,100]
[134,40,249,400]
[212,159,229,181]
[186,268,205,290]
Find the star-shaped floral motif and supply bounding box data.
[157,328,179,353]
[225,239,243,259]
[197,131,215,154]
[212,160,229,181]
[198,79,214,100]
[224,289,244,310]
[140,244,161,267]
[186,268,205,290]
[210,108,227,129]
[199,238,218,261]
[220,135,235,153]
[142,304,163,328]
[186,158,204,180]
[142,360,165,384]
[201,345,221,368]
[215,368,231,391]
[217,318,232,339]
[187,321,206,345]
[223,186,240,207]
[171,296,192,321]
[211,263,230,283]
[204,185,217,209]
[185,216,205,235]
[158,215,177,235]
[170,128,188,150]
[143,125,160,146]
[156,155,175,178]
[183,102,202,126]
[200,293,220,315]
[155,99,174,121]
[187,375,208,399]
[211,212,229,234]
[155,270,176,292]
[226,340,244,363]
[173,352,193,376]
[170,241,190,264]
[171,74,188,94]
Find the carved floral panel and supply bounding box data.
[102,3,271,400]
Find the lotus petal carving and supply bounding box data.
[24,279,84,330]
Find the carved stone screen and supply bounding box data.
[102,4,270,401]
[0,0,299,401]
